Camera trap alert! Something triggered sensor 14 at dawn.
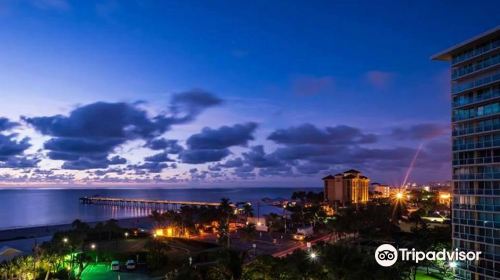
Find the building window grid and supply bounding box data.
[452,70,500,94]
[452,38,500,65]
[452,53,500,80]
[453,85,500,108]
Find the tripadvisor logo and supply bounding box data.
[375,244,398,267]
[374,244,482,267]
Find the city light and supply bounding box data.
[449,261,457,268]
[395,192,404,200]
[63,237,68,243]
[90,243,96,250]
[309,251,317,260]
[124,232,129,238]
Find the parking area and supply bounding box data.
[81,263,153,280]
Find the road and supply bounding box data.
[272,234,333,258]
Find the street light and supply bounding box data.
[91,243,97,263]
[395,192,404,200]
[309,251,317,260]
[63,237,68,244]
[449,261,457,268]
[124,232,129,238]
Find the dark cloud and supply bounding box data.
[0,156,40,168]
[24,90,222,170]
[242,145,282,167]
[186,122,258,149]
[109,155,127,165]
[0,134,31,159]
[145,138,183,153]
[144,152,175,162]
[129,162,173,173]
[0,118,19,131]
[268,123,377,145]
[0,117,34,168]
[181,122,258,164]
[169,89,223,123]
[391,123,449,140]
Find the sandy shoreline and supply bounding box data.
[0,216,154,242]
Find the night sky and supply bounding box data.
[0,0,498,187]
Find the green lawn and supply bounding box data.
[81,263,153,280]
[416,271,441,280]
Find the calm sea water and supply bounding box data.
[0,187,320,230]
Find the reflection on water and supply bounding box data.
[0,187,320,229]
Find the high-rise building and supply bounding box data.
[322,169,369,205]
[433,26,500,280]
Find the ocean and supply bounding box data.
[0,187,320,230]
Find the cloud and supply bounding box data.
[0,117,33,167]
[24,90,222,170]
[181,122,258,164]
[181,149,231,164]
[0,134,31,160]
[130,162,172,173]
[242,145,282,168]
[268,123,377,145]
[144,138,183,153]
[292,76,334,96]
[168,89,223,124]
[365,70,394,90]
[186,122,257,149]
[144,152,175,163]
[0,117,19,131]
[0,156,40,169]
[391,123,449,140]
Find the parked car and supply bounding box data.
[111,260,120,271]
[126,259,136,270]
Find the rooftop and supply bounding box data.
[432,26,500,61]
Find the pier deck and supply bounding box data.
[79,196,221,209]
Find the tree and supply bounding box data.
[150,210,166,227]
[217,198,234,248]
[240,223,257,243]
[103,219,121,240]
[242,203,254,219]
[145,238,170,271]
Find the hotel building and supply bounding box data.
[433,26,500,280]
[322,169,369,205]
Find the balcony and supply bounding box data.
[452,71,500,95]
[453,140,500,151]
[452,87,500,108]
[453,156,500,166]
[452,53,500,80]
[452,39,500,65]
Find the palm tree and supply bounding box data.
[217,198,234,247]
[150,210,166,227]
[71,219,89,232]
[242,203,254,219]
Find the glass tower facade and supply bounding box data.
[434,27,500,280]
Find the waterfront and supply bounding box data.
[0,187,319,230]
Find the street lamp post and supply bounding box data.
[91,243,97,263]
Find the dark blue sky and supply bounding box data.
[0,0,498,187]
